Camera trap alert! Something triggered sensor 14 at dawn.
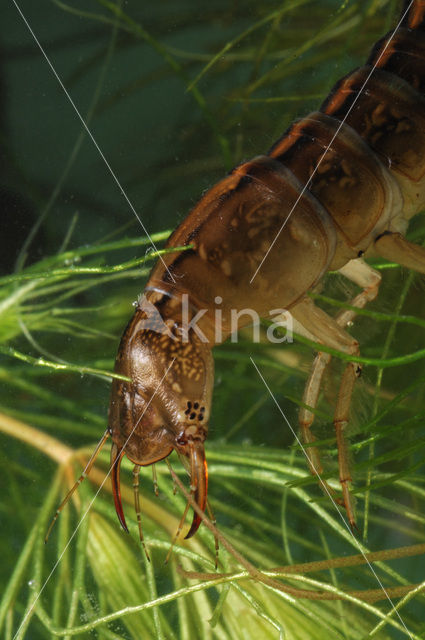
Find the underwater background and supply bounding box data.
[1,1,425,638]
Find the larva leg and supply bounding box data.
[374,232,425,274]
[165,498,191,565]
[152,464,159,497]
[45,429,110,542]
[132,464,150,560]
[333,358,359,528]
[292,260,381,526]
[206,500,219,569]
[337,258,382,326]
[164,458,192,564]
[298,349,333,482]
[293,260,378,483]
[334,260,382,527]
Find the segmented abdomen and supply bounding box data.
[322,0,425,218]
[147,1,425,337]
[270,1,425,253]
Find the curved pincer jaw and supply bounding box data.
[184,439,208,539]
[110,442,129,533]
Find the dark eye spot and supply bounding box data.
[199,414,204,421]
[184,409,190,415]
[194,402,199,409]
[187,401,192,409]
[200,406,205,412]
[189,412,196,420]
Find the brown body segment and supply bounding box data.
[148,156,337,339]
[268,111,402,259]
[402,0,425,29]
[368,28,425,93]
[47,1,425,548]
[322,68,425,217]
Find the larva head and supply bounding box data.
[108,302,214,538]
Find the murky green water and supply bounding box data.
[1,1,424,638]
